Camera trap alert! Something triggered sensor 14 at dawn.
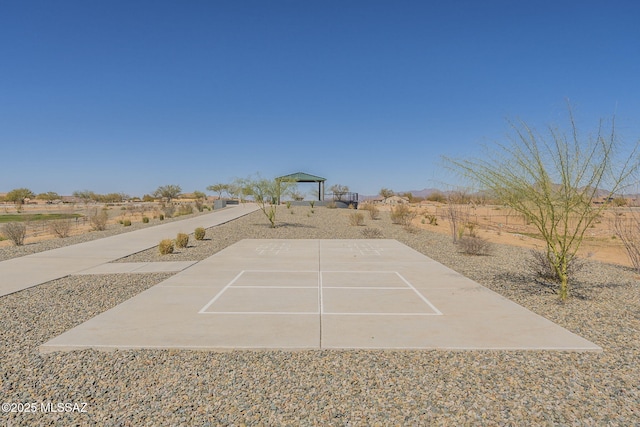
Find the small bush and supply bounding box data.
[194,227,206,240]
[89,208,108,231]
[176,204,193,216]
[195,200,204,212]
[162,205,175,218]
[286,201,291,209]
[326,201,337,209]
[159,214,165,221]
[527,249,584,283]
[426,191,446,203]
[158,239,174,255]
[2,222,27,246]
[349,212,365,226]
[362,227,383,238]
[50,219,71,238]
[361,204,380,220]
[142,216,150,223]
[123,219,132,227]
[458,236,493,256]
[309,201,315,208]
[425,214,438,225]
[176,232,189,248]
[390,204,416,229]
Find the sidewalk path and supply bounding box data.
[0,204,259,297]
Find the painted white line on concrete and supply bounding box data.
[241,269,319,273]
[231,286,318,289]
[321,270,403,274]
[198,270,244,314]
[396,272,443,316]
[319,267,324,315]
[324,312,440,316]
[200,311,319,315]
[323,286,411,290]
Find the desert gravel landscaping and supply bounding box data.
[1,206,639,425]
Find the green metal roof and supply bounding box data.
[277,172,326,182]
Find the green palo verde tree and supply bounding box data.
[445,108,640,301]
[241,175,296,228]
[153,184,182,203]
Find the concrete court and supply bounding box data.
[41,239,602,352]
[0,204,259,297]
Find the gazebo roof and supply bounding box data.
[277,172,326,182]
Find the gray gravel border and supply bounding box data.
[1,206,638,425]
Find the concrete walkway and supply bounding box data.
[0,204,259,297]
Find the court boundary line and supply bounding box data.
[198,271,244,314]
[198,269,442,316]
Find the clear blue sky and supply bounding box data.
[1,0,639,197]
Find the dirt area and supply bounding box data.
[0,202,169,247]
[373,202,636,269]
[2,200,637,269]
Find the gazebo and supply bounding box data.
[276,172,326,202]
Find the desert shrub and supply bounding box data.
[348,212,365,226]
[159,214,165,221]
[162,204,175,218]
[390,204,416,228]
[527,249,585,284]
[142,216,150,223]
[123,219,131,227]
[361,204,380,220]
[89,208,109,231]
[158,239,174,255]
[49,219,72,238]
[465,222,478,237]
[361,227,383,238]
[194,227,206,240]
[458,236,493,256]
[444,204,470,243]
[612,197,627,207]
[286,201,291,209]
[612,213,640,272]
[425,214,438,225]
[176,232,189,248]
[326,201,337,209]
[309,200,315,208]
[194,200,204,212]
[426,191,446,203]
[176,204,194,216]
[2,222,27,246]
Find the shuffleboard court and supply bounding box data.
[40,239,601,352]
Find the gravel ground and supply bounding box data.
[0,209,212,263]
[1,206,639,426]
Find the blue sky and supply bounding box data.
[1,0,639,197]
